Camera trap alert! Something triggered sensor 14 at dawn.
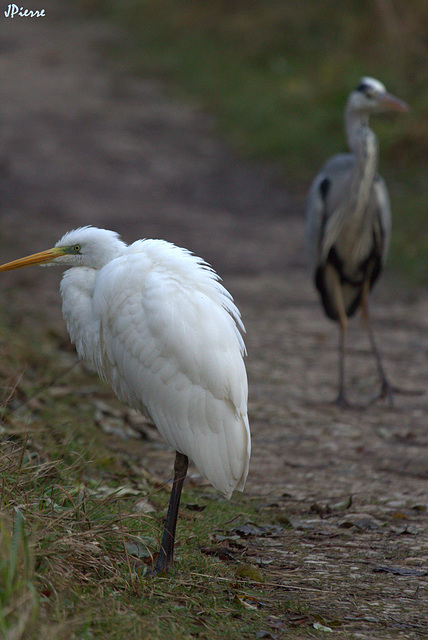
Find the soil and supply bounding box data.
[1,3,427,638]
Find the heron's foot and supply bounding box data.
[335,390,349,409]
[366,379,393,407]
[380,378,393,407]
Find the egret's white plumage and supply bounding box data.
[58,227,249,498]
[0,226,250,572]
[305,77,408,406]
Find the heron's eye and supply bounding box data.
[357,82,378,100]
[365,89,378,100]
[73,245,81,253]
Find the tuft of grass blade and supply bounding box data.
[0,511,38,640]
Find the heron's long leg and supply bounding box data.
[360,281,393,405]
[331,271,348,408]
[337,321,347,407]
[150,451,189,575]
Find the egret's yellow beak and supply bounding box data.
[0,247,65,272]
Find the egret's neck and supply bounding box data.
[60,267,101,369]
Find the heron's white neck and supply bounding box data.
[321,104,380,266]
[344,105,379,220]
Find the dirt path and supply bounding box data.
[1,3,427,638]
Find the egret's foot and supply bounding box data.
[144,566,169,577]
[143,554,172,577]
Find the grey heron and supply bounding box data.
[305,77,408,407]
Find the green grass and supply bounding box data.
[78,0,428,284]
[0,320,304,639]
[0,510,38,638]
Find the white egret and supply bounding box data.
[0,226,250,574]
[305,77,408,407]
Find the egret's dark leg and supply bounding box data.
[361,284,393,406]
[150,451,189,576]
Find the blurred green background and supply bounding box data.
[80,0,428,283]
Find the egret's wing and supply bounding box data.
[93,240,250,498]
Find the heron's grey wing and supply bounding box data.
[305,153,355,276]
[372,175,392,268]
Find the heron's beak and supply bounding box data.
[0,247,65,272]
[381,93,409,113]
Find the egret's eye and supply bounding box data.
[73,245,81,253]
